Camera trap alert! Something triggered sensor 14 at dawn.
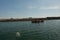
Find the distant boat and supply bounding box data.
[31,19,44,23]
[32,20,40,23]
[40,20,44,22]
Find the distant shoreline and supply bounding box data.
[0,17,60,22]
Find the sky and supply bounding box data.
[0,0,60,18]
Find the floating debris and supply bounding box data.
[16,32,20,37]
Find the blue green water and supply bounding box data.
[0,20,60,40]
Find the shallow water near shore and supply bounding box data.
[0,20,60,40]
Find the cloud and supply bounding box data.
[40,6,60,9]
[28,6,37,9]
[28,6,60,9]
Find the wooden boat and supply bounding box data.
[32,20,40,23]
[31,19,44,23]
[40,20,44,22]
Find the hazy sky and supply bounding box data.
[0,0,60,18]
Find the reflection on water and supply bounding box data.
[0,20,60,40]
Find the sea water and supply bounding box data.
[0,20,60,40]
